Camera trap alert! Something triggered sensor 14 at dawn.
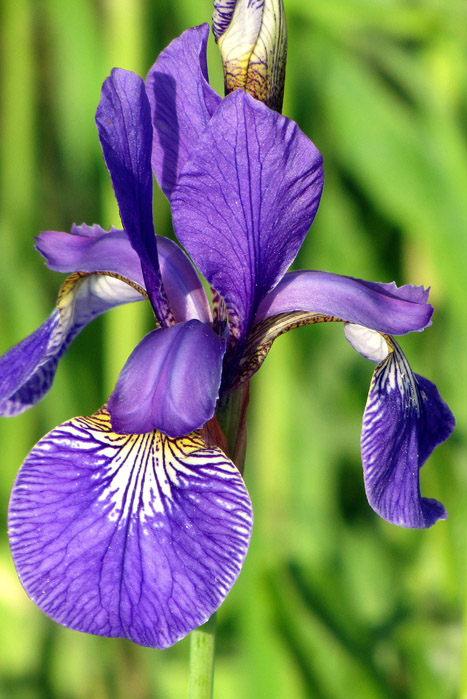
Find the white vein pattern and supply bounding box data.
[9,410,253,647]
[0,273,144,416]
[361,338,451,528]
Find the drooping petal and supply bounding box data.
[96,69,172,324]
[214,0,288,112]
[9,410,253,649]
[37,225,211,324]
[255,271,433,332]
[347,327,454,528]
[146,24,221,198]
[0,274,144,417]
[171,90,323,343]
[108,320,226,437]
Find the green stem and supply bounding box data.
[188,383,250,698]
[217,382,250,471]
[188,613,217,699]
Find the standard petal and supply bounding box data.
[0,274,144,416]
[96,69,171,324]
[108,320,226,437]
[37,225,211,324]
[171,90,323,342]
[357,334,454,528]
[9,410,253,649]
[146,24,221,197]
[255,271,433,333]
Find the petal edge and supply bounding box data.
[9,410,253,648]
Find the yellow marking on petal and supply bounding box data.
[235,311,342,387]
[57,271,147,310]
[69,408,238,522]
[217,0,288,112]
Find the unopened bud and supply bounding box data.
[213,0,287,113]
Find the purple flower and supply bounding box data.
[0,24,454,649]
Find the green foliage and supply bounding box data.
[0,0,464,696]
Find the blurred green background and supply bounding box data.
[0,0,465,697]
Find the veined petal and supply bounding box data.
[214,0,288,112]
[37,225,211,324]
[212,0,237,39]
[236,310,340,388]
[172,90,323,343]
[146,24,221,198]
[0,274,144,417]
[108,320,226,437]
[96,69,171,324]
[347,327,454,528]
[255,271,433,332]
[9,410,253,649]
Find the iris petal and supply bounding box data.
[146,24,221,198]
[255,270,433,333]
[37,225,211,324]
[36,224,145,286]
[108,320,226,437]
[0,274,144,416]
[9,410,253,648]
[233,272,433,388]
[96,69,171,324]
[351,331,454,528]
[156,237,212,324]
[172,90,323,343]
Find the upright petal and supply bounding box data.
[146,24,221,197]
[0,274,144,417]
[214,0,288,112]
[96,69,172,324]
[9,410,253,649]
[108,320,226,437]
[346,327,454,528]
[171,90,323,342]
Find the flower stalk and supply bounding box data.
[188,613,217,699]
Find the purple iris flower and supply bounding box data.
[0,24,454,649]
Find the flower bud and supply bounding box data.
[213,0,287,113]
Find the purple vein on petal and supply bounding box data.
[0,274,144,417]
[9,410,253,648]
[350,332,455,528]
[96,69,172,324]
[171,90,323,344]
